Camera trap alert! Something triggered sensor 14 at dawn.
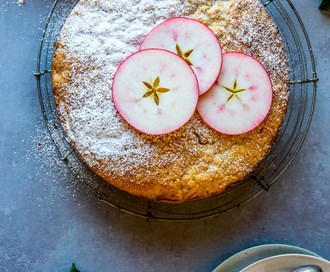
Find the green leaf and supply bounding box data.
[176,44,183,57]
[157,87,170,93]
[143,81,152,89]
[143,91,154,98]
[154,93,160,106]
[320,0,330,12]
[71,263,80,272]
[153,76,160,88]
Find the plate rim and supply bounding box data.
[240,253,330,272]
[212,244,322,272]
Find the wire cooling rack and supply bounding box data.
[35,0,318,220]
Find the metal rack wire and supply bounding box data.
[35,0,317,220]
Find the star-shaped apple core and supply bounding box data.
[142,76,170,106]
[222,79,246,102]
[176,44,194,66]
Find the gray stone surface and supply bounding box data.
[0,0,329,271]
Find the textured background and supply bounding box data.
[0,0,329,271]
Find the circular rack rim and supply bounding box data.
[35,0,318,221]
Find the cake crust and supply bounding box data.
[52,0,289,202]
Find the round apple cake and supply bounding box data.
[52,0,289,202]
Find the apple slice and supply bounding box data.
[197,52,273,135]
[140,17,222,96]
[112,49,199,135]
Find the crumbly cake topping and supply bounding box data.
[52,0,289,201]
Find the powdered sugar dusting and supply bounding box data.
[56,0,191,175]
[52,0,290,201]
[22,121,88,208]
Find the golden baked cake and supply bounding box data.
[52,0,289,202]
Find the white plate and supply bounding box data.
[212,244,322,272]
[240,254,330,272]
